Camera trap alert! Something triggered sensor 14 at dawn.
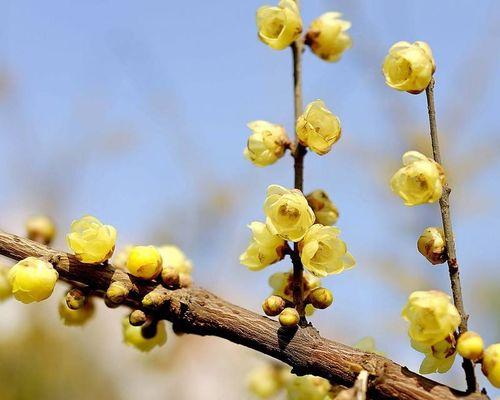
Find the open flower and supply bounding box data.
[264,185,315,242]
[256,0,302,50]
[390,151,445,206]
[306,190,339,226]
[411,335,457,374]
[305,12,352,62]
[67,215,117,264]
[296,100,341,155]
[244,121,289,167]
[299,224,355,277]
[402,290,460,346]
[122,317,167,352]
[8,257,58,304]
[382,41,435,94]
[240,222,285,271]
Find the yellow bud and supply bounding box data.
[382,41,435,94]
[161,267,180,288]
[0,264,12,301]
[247,364,287,399]
[457,331,484,361]
[305,12,352,62]
[482,344,500,388]
[308,287,333,309]
[126,245,162,279]
[306,190,339,226]
[106,281,129,305]
[269,270,321,304]
[122,316,167,352]
[129,310,147,326]
[244,121,289,167]
[157,245,193,285]
[299,224,355,277]
[240,221,285,271]
[286,375,332,400]
[417,227,447,265]
[402,290,460,346]
[8,257,58,304]
[262,295,286,316]
[264,184,315,242]
[67,215,117,264]
[256,0,302,51]
[59,297,95,326]
[26,215,56,245]
[296,100,341,155]
[390,151,445,206]
[65,288,86,310]
[279,307,299,327]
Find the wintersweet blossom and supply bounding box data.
[240,221,285,271]
[256,0,302,50]
[8,257,58,303]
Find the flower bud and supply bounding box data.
[262,295,286,316]
[244,121,289,167]
[305,12,352,62]
[65,288,86,310]
[382,41,435,94]
[26,215,56,245]
[8,257,58,304]
[417,227,447,265]
[456,331,484,361]
[106,281,129,306]
[306,190,339,226]
[308,287,333,309]
[67,215,116,264]
[482,344,500,388]
[240,221,285,271]
[279,307,300,327]
[0,264,12,301]
[122,316,167,352]
[296,100,341,155]
[129,310,147,326]
[142,289,168,310]
[161,267,180,288]
[126,245,162,280]
[256,0,302,51]
[59,297,95,326]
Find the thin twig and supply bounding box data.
[425,78,477,392]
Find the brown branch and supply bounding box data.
[0,231,490,400]
[425,78,477,392]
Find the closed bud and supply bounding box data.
[127,245,162,280]
[482,344,500,388]
[65,288,86,310]
[244,121,289,167]
[306,190,339,226]
[161,267,180,288]
[262,295,286,316]
[142,289,168,309]
[8,257,58,303]
[457,331,484,361]
[308,287,333,309]
[129,310,147,326]
[26,215,56,245]
[417,227,447,265]
[106,281,129,305]
[279,307,299,327]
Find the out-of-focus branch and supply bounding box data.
[0,231,490,400]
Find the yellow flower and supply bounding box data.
[8,257,58,304]
[0,264,12,301]
[411,335,457,374]
[269,270,320,303]
[26,215,56,245]
[482,343,500,388]
[382,41,435,94]
[417,227,447,265]
[390,151,445,206]
[299,224,355,277]
[59,297,95,326]
[305,12,352,62]
[67,215,117,264]
[401,290,460,346]
[256,0,302,51]
[240,221,286,271]
[157,245,193,283]
[456,331,484,361]
[122,317,167,352]
[126,245,163,279]
[264,184,315,241]
[296,100,341,155]
[306,190,339,226]
[286,375,332,400]
[244,121,289,167]
[247,364,288,399]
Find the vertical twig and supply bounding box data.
[291,0,307,325]
[425,78,477,392]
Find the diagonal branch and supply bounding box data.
[0,230,490,400]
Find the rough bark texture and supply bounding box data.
[0,231,489,400]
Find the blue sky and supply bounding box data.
[0,0,499,395]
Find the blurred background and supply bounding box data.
[0,0,499,398]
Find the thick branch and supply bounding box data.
[0,231,489,400]
[425,78,477,392]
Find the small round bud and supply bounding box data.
[262,295,286,316]
[161,267,180,288]
[142,289,168,310]
[457,331,484,361]
[26,215,56,245]
[59,297,95,326]
[65,288,86,310]
[482,344,500,388]
[129,310,147,326]
[126,245,162,280]
[279,307,300,327]
[417,227,447,265]
[8,257,58,303]
[106,281,129,305]
[308,287,334,309]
